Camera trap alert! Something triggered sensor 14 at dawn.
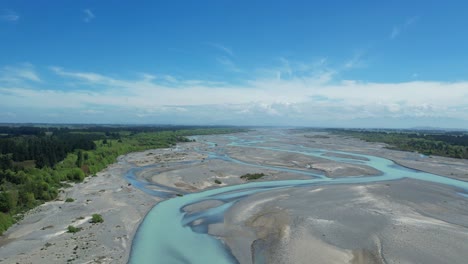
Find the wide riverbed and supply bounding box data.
[127,129,468,264]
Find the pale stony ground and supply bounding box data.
[142,133,385,194]
[0,155,160,264]
[145,130,468,264]
[286,131,468,181]
[1,129,468,264]
[125,145,206,167]
[226,147,382,177]
[189,130,468,264]
[220,179,468,264]
[147,158,313,192]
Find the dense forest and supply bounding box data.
[328,129,468,159]
[0,125,246,234]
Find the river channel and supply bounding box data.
[127,131,468,264]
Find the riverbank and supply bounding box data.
[0,154,160,264]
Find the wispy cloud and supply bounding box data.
[207,42,234,56]
[206,42,241,73]
[50,66,222,90]
[2,61,468,126]
[259,57,333,81]
[0,9,19,22]
[0,63,41,83]
[390,26,400,39]
[216,56,242,72]
[344,50,367,69]
[83,9,95,23]
[51,66,111,83]
[390,16,419,39]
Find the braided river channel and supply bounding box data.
[126,131,468,264]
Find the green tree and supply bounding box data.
[0,154,13,170]
[19,191,35,209]
[0,212,14,235]
[0,192,17,213]
[76,150,83,168]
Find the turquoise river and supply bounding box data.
[126,133,468,264]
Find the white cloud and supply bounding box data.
[207,42,239,72]
[0,63,41,83]
[51,66,111,83]
[217,56,242,72]
[1,61,468,126]
[207,42,234,56]
[50,66,217,91]
[0,9,19,22]
[83,9,95,23]
[256,57,333,81]
[344,51,367,69]
[42,66,465,114]
[390,16,419,39]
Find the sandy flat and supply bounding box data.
[218,179,468,264]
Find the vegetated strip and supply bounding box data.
[240,173,266,180]
[325,128,468,159]
[0,125,247,234]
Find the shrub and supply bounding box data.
[67,168,85,182]
[90,213,104,223]
[67,225,81,233]
[65,198,74,202]
[214,179,221,184]
[0,212,14,235]
[240,173,266,181]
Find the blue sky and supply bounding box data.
[1,1,468,128]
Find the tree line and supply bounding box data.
[328,129,468,159]
[0,134,98,169]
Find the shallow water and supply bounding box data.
[127,132,468,264]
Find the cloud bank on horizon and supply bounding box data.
[1,1,468,128]
[1,62,467,128]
